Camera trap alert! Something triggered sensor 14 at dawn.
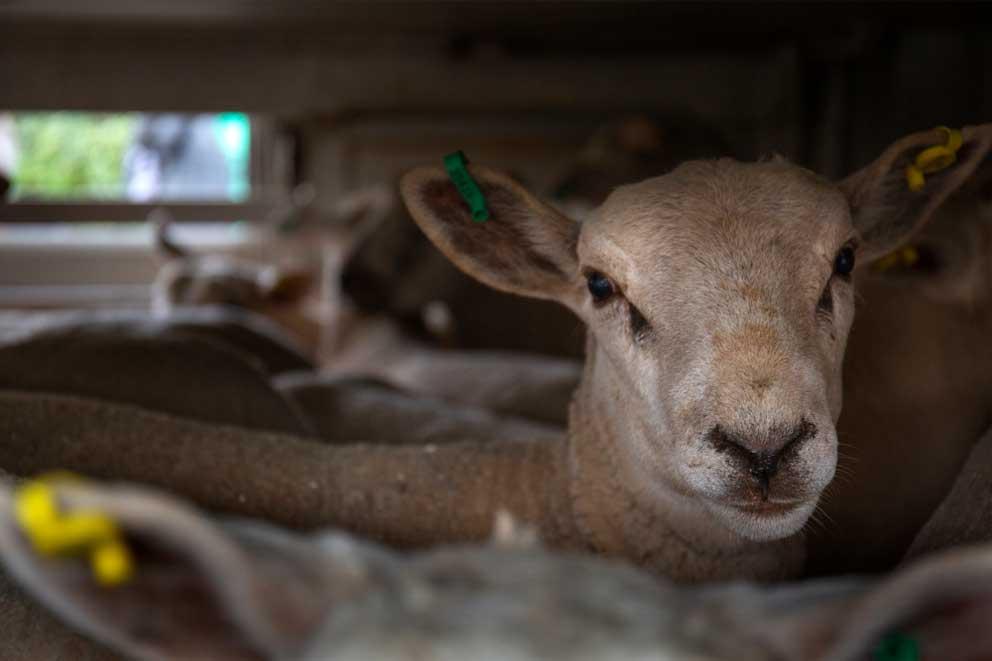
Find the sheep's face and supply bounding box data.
[573,160,853,541]
[401,125,992,545]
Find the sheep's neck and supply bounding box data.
[565,340,804,582]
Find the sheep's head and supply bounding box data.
[154,255,313,314]
[401,125,992,544]
[150,210,315,318]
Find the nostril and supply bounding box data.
[706,426,748,458]
[760,420,817,470]
[709,432,778,499]
[707,426,762,468]
[781,419,817,457]
[749,453,782,500]
[750,463,773,500]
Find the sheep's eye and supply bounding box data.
[834,246,856,277]
[586,271,616,303]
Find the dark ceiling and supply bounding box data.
[1,2,989,52]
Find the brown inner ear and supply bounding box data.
[422,179,571,290]
[857,156,980,260]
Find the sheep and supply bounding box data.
[150,185,393,363]
[367,349,579,427]
[332,153,992,564]
[3,125,989,584]
[0,315,315,436]
[151,207,326,357]
[276,372,564,444]
[0,306,314,376]
[301,282,581,426]
[0,391,564,547]
[393,124,992,580]
[324,329,581,426]
[1,474,991,661]
[904,423,992,563]
[0,309,562,448]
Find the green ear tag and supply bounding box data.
[443,150,490,223]
[874,632,919,661]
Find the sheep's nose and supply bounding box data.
[707,420,817,498]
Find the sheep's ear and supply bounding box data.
[842,124,992,263]
[745,546,992,660]
[400,163,581,306]
[0,480,332,661]
[863,162,992,309]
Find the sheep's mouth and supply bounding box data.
[734,500,804,516]
[706,498,817,542]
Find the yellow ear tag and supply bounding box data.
[872,251,901,273]
[905,126,963,192]
[13,474,134,587]
[900,245,919,268]
[871,245,920,273]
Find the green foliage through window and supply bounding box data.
[12,113,138,200]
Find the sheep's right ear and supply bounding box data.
[0,479,335,661]
[400,163,582,306]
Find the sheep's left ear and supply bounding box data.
[0,479,332,661]
[842,124,992,263]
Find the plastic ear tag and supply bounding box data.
[871,245,920,273]
[905,126,963,192]
[443,150,490,222]
[14,473,134,587]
